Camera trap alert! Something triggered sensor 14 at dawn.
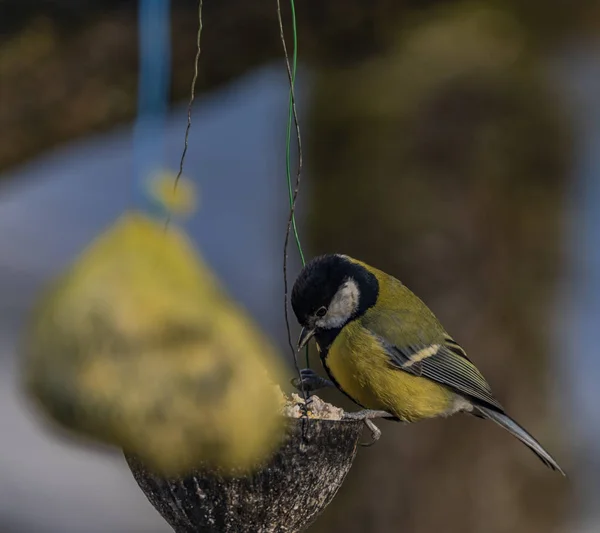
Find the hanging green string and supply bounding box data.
[286,0,309,370]
[284,0,305,267]
[277,0,310,376]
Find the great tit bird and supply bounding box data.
[291,253,564,474]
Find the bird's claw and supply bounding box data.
[342,409,393,447]
[291,368,335,393]
[360,419,382,447]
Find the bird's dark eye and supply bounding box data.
[316,306,327,318]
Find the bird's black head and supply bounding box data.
[291,254,379,349]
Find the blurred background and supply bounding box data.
[1,1,600,532]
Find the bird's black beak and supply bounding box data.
[297,327,316,352]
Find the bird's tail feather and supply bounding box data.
[474,405,565,476]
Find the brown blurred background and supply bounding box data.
[2,1,600,532]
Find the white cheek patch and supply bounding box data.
[318,278,360,329]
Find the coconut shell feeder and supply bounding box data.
[126,401,364,533]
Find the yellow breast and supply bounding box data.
[324,321,455,422]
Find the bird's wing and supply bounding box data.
[370,327,504,411]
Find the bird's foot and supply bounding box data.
[342,409,394,421]
[342,409,394,447]
[291,368,335,393]
[361,419,382,447]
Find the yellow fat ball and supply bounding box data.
[21,212,288,475]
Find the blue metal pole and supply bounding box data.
[133,0,171,211]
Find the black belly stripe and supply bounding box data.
[319,344,368,410]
